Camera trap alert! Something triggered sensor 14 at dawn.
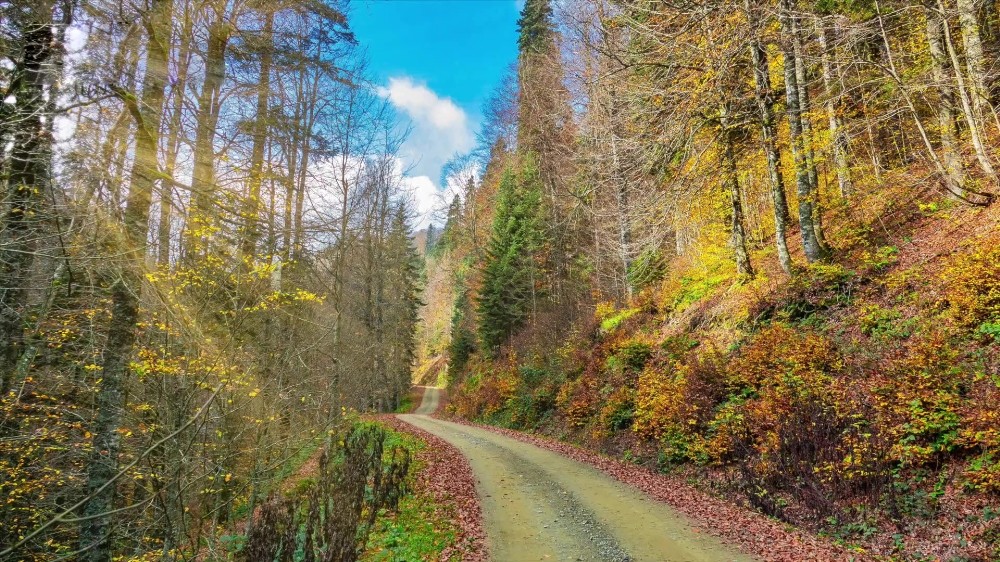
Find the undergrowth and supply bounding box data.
[447,213,1000,559]
[362,425,459,562]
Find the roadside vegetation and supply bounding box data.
[423,0,1000,559]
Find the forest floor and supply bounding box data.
[395,387,850,562]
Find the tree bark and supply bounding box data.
[747,1,793,275]
[0,0,54,395]
[158,3,193,267]
[720,109,754,278]
[956,0,991,123]
[780,0,824,263]
[925,2,969,199]
[241,9,274,261]
[791,12,829,254]
[610,134,633,296]
[80,0,171,557]
[817,16,853,198]
[936,0,998,185]
[185,5,229,261]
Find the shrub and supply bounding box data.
[597,386,635,431]
[633,347,726,443]
[604,339,652,381]
[718,326,896,522]
[627,248,668,290]
[729,324,841,390]
[958,368,1000,491]
[942,242,1000,329]
[857,304,916,340]
[977,321,1000,342]
[243,424,411,562]
[860,245,899,272]
[760,263,855,322]
[874,330,968,467]
[658,427,709,468]
[556,377,597,428]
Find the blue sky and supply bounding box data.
[349,0,521,225]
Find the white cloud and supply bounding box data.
[400,175,440,229]
[377,77,475,228]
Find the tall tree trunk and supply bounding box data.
[937,0,998,184]
[720,110,754,278]
[292,56,322,262]
[956,0,992,124]
[293,128,310,261]
[925,2,970,199]
[780,0,824,263]
[610,134,633,296]
[80,0,171,558]
[282,86,302,263]
[792,13,829,254]
[0,0,54,395]
[817,16,854,198]
[185,7,229,261]
[241,9,274,260]
[747,1,793,275]
[158,4,193,267]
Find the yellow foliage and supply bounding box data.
[941,241,1000,328]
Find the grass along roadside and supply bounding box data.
[362,421,461,562]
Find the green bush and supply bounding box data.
[600,307,639,333]
[627,248,668,290]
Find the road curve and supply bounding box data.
[398,387,755,562]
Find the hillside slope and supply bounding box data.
[445,193,1000,560]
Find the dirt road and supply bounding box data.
[398,388,755,562]
[412,385,440,414]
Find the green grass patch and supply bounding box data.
[362,423,460,562]
[364,493,458,561]
[600,307,639,333]
[395,394,414,413]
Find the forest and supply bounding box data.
[3,0,1000,559]
[1,0,424,559]
[423,0,1000,559]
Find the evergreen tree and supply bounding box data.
[448,289,476,374]
[476,157,546,354]
[384,206,423,409]
[517,0,555,55]
[439,194,463,252]
[425,223,437,256]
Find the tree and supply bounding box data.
[781,0,827,263]
[517,0,556,55]
[477,159,546,354]
[747,0,794,274]
[80,0,173,557]
[0,0,56,395]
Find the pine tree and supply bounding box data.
[448,290,476,373]
[476,158,546,354]
[516,0,555,55]
[425,223,437,256]
[384,206,422,409]
[440,195,463,252]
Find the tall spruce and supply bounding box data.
[516,0,555,55]
[477,158,546,354]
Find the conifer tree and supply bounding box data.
[517,0,555,55]
[384,206,422,409]
[476,157,546,354]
